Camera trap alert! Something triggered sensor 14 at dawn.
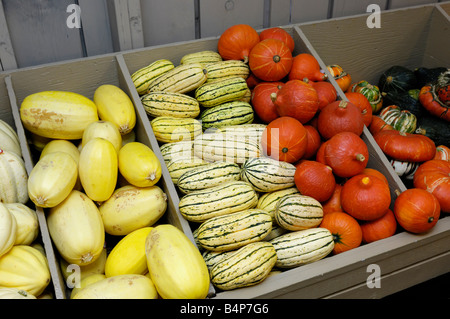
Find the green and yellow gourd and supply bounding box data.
[195,76,249,107]
[180,50,223,66]
[176,161,241,194]
[159,140,194,165]
[193,132,261,164]
[270,228,334,268]
[216,123,266,142]
[146,63,207,94]
[240,157,296,192]
[141,91,200,118]
[151,116,202,143]
[274,194,324,231]
[204,60,250,83]
[166,156,208,184]
[178,180,258,223]
[379,105,417,133]
[196,209,272,251]
[257,187,300,219]
[131,59,175,95]
[200,101,254,130]
[209,241,277,291]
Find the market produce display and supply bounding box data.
[0,21,448,299]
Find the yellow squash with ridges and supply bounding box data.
[94,84,136,135]
[47,190,105,266]
[0,245,51,296]
[99,185,167,236]
[105,227,153,277]
[145,224,210,299]
[20,90,98,140]
[79,137,118,202]
[72,274,158,299]
[118,142,161,187]
[28,151,78,208]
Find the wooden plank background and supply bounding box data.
[0,0,445,70]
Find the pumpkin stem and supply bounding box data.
[273,55,281,63]
[428,216,435,224]
[282,147,289,153]
[355,153,365,162]
[394,189,402,196]
[270,92,277,102]
[243,56,249,64]
[338,101,348,108]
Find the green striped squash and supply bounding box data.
[270,228,334,268]
[217,123,266,141]
[177,161,240,194]
[150,116,202,143]
[202,249,237,270]
[195,76,249,107]
[196,209,272,252]
[166,156,208,184]
[200,101,254,130]
[180,50,223,66]
[131,59,175,95]
[193,132,261,164]
[274,194,323,231]
[240,157,296,192]
[141,91,200,118]
[159,140,194,164]
[146,63,207,94]
[178,180,258,223]
[257,187,300,218]
[379,105,417,133]
[204,60,250,83]
[209,241,277,290]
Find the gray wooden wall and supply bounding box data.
[0,0,445,70]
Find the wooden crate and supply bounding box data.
[1,3,448,299]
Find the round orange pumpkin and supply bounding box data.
[217,24,260,63]
[272,79,319,124]
[294,160,336,202]
[302,125,322,159]
[249,39,293,82]
[362,168,389,185]
[251,82,284,123]
[289,53,327,82]
[360,209,397,243]
[310,80,338,110]
[320,212,362,255]
[323,132,369,178]
[261,116,308,163]
[321,184,344,216]
[413,159,450,213]
[317,100,365,140]
[259,27,295,52]
[341,174,391,221]
[345,92,373,127]
[394,188,440,233]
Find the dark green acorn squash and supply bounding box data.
[382,89,424,118]
[414,67,448,88]
[415,115,450,147]
[378,66,418,94]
